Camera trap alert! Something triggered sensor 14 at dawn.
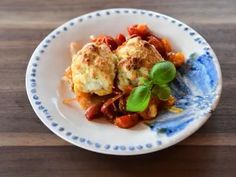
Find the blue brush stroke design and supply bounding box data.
[170,72,192,98]
[149,118,194,137]
[197,54,218,89]
[176,53,218,95]
[147,52,218,136]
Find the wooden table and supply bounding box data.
[1,0,236,176]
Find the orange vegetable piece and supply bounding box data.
[139,97,159,120]
[114,114,139,128]
[127,24,150,37]
[104,36,118,50]
[63,97,77,104]
[161,38,172,53]
[136,24,150,35]
[147,35,166,58]
[85,102,103,120]
[76,92,92,109]
[115,34,126,46]
[162,95,175,108]
[91,35,118,50]
[167,52,185,67]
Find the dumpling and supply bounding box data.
[71,42,117,96]
[116,37,163,91]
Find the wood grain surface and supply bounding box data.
[0,0,235,177]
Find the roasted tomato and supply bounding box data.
[114,113,139,128]
[85,102,103,120]
[115,34,126,46]
[147,35,166,58]
[104,36,118,50]
[101,94,123,119]
[127,24,151,38]
[91,35,118,50]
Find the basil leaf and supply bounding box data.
[152,85,171,101]
[157,85,171,100]
[150,61,176,85]
[139,77,149,85]
[126,85,151,112]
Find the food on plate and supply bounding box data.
[63,24,185,128]
[116,36,163,92]
[71,42,117,96]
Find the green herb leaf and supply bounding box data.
[126,85,151,112]
[150,61,176,85]
[152,85,171,101]
[139,77,150,85]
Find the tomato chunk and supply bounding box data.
[127,24,150,37]
[115,34,126,46]
[114,114,139,128]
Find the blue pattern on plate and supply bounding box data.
[150,117,194,137]
[147,53,218,136]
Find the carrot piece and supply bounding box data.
[63,97,77,104]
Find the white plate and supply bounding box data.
[26,8,222,155]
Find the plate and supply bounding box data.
[26,8,222,155]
